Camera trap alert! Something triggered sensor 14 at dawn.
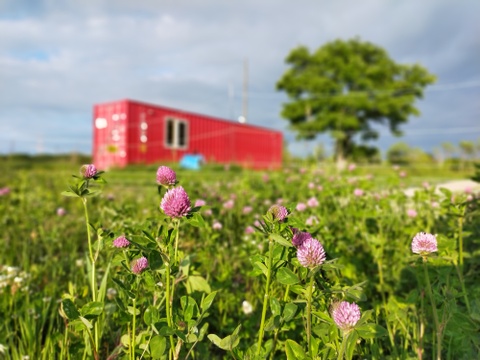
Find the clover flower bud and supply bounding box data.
[160,186,191,218]
[331,301,361,331]
[156,166,177,186]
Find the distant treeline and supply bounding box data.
[1,153,92,170]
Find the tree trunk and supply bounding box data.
[335,138,347,171]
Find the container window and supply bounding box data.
[165,118,188,149]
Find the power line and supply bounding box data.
[237,79,480,99]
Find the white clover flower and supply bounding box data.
[242,300,253,315]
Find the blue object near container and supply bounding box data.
[180,154,204,170]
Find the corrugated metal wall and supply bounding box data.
[93,99,283,169]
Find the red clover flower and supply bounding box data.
[113,235,130,248]
[80,164,97,179]
[411,232,437,258]
[268,204,288,222]
[331,301,361,332]
[297,237,326,268]
[131,257,148,274]
[156,166,177,186]
[291,228,313,248]
[160,186,191,218]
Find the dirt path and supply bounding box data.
[404,179,480,197]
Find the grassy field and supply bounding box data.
[0,156,479,359]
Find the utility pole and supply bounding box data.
[242,58,248,123]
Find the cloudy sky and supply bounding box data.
[1,0,479,157]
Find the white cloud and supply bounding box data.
[0,0,479,155]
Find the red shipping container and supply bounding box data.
[93,99,283,170]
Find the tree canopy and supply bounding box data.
[276,38,436,164]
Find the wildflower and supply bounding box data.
[107,288,118,300]
[348,163,356,171]
[399,171,407,178]
[292,228,312,247]
[194,199,206,207]
[156,166,176,186]
[297,238,326,268]
[331,301,361,332]
[80,164,97,179]
[212,220,223,230]
[223,199,234,209]
[308,182,315,189]
[296,202,307,212]
[411,232,438,257]
[113,235,130,248]
[131,257,148,274]
[242,300,253,315]
[407,209,417,218]
[160,186,191,218]
[245,226,255,234]
[268,204,288,222]
[242,206,253,214]
[0,187,10,196]
[307,197,319,207]
[305,216,318,226]
[56,207,66,216]
[353,188,364,197]
[317,185,323,192]
[203,208,212,216]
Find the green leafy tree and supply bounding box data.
[276,38,436,165]
[459,140,475,170]
[386,142,412,165]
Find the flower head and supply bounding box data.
[223,199,235,209]
[56,207,66,216]
[131,257,148,274]
[331,301,361,331]
[268,204,288,222]
[297,237,326,268]
[296,203,307,212]
[411,232,437,257]
[113,235,130,248]
[245,226,255,234]
[353,188,364,197]
[242,300,253,315]
[160,186,191,218]
[80,164,97,179]
[194,199,206,207]
[291,228,313,247]
[307,197,319,208]
[212,220,223,230]
[156,166,177,186]
[407,209,417,218]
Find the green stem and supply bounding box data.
[306,275,315,358]
[378,259,396,352]
[423,262,441,360]
[256,238,274,357]
[283,284,290,302]
[165,263,175,360]
[454,264,471,313]
[82,198,98,353]
[458,215,464,268]
[174,220,180,266]
[337,331,349,360]
[131,297,136,360]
